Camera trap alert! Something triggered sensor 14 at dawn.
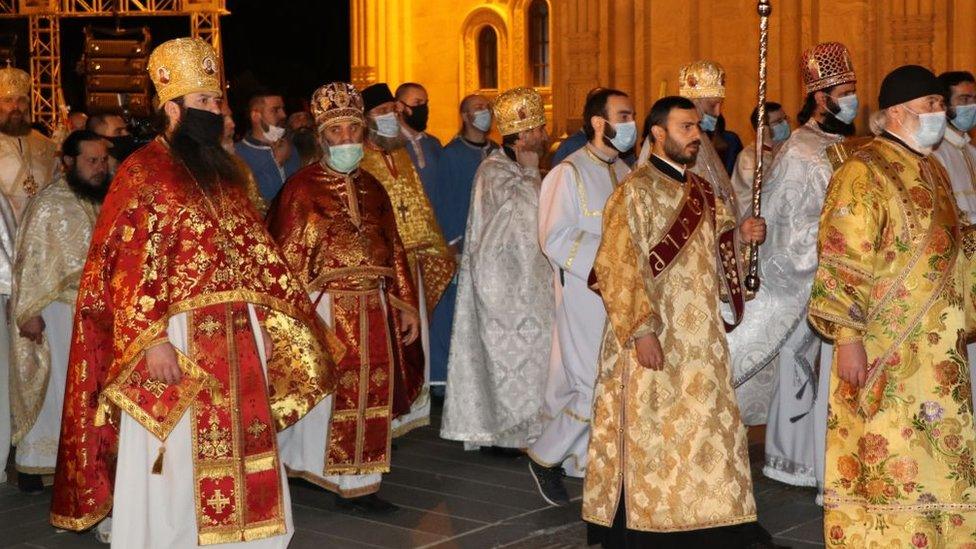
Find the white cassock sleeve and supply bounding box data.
[538,163,601,281]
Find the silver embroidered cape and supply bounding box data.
[727,119,843,424]
[440,150,553,448]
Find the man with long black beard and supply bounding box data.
[10,130,108,494]
[0,66,57,221]
[360,83,455,437]
[50,38,337,548]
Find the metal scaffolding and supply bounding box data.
[2,0,229,133]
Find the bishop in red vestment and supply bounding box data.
[50,38,340,548]
[269,82,422,513]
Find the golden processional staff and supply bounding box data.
[745,0,771,292]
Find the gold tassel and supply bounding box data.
[151,446,165,475]
[93,399,110,427]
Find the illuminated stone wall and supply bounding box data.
[351,0,976,144]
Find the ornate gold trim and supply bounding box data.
[582,511,757,532]
[568,160,603,218]
[196,518,287,546]
[388,295,418,316]
[308,266,396,292]
[243,452,277,475]
[13,273,80,328]
[50,499,114,532]
[564,233,584,270]
[391,415,430,438]
[102,350,208,441]
[284,466,380,498]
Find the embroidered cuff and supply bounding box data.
[833,327,863,345]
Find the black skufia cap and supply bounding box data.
[878,65,946,109]
[361,83,395,113]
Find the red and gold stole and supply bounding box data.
[188,302,284,544]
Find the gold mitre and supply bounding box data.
[679,60,726,99]
[148,37,221,106]
[312,82,365,128]
[492,87,546,136]
[801,42,856,94]
[0,66,29,99]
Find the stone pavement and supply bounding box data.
[0,406,824,548]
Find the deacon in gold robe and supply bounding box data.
[359,82,456,436]
[809,65,976,548]
[50,39,338,548]
[10,131,108,494]
[584,96,776,548]
[270,82,422,513]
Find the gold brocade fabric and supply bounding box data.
[10,179,98,443]
[235,157,268,215]
[361,146,456,312]
[808,137,976,548]
[0,131,58,220]
[582,163,757,532]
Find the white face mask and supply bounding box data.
[471,109,492,132]
[904,108,947,150]
[264,123,286,143]
[832,94,859,124]
[606,120,637,152]
[951,104,976,132]
[373,112,400,138]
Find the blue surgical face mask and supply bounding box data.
[373,112,400,138]
[832,94,859,124]
[905,107,947,149]
[472,109,492,132]
[605,120,637,152]
[700,113,718,132]
[327,143,364,173]
[771,120,791,142]
[951,104,976,132]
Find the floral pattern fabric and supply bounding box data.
[808,137,976,548]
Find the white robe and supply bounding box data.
[0,195,14,482]
[725,120,842,489]
[933,127,976,407]
[14,300,71,473]
[277,292,382,497]
[112,308,293,549]
[441,150,553,448]
[528,146,628,477]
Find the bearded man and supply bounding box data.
[50,38,338,548]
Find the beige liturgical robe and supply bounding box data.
[10,178,98,445]
[0,130,57,220]
[583,161,756,532]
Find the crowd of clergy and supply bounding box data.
[1,35,976,549]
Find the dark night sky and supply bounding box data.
[0,0,350,116]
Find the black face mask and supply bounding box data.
[180,107,224,145]
[403,103,429,133]
[108,135,141,163]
